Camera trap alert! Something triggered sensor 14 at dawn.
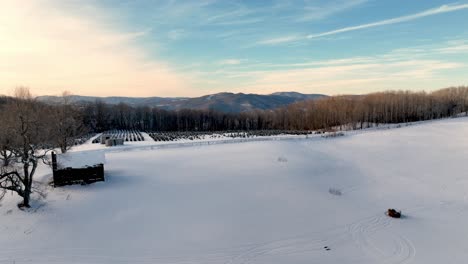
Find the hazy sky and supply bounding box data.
[1,0,467,97]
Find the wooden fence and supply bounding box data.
[52,152,105,187]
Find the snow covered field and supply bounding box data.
[1,117,468,263]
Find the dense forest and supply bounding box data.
[74,86,468,132]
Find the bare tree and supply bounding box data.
[52,91,87,153]
[0,87,54,208]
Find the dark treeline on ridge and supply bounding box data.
[76,86,468,132]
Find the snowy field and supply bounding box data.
[1,117,468,263]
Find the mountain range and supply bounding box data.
[37,92,326,113]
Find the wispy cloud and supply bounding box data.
[236,59,462,95]
[193,41,467,95]
[436,40,468,54]
[306,3,468,39]
[256,36,301,45]
[218,59,244,66]
[256,3,468,46]
[204,6,257,24]
[299,0,368,21]
[153,1,264,27]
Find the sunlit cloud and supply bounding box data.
[256,36,301,46]
[0,0,196,97]
[193,43,467,95]
[437,42,468,54]
[218,59,244,66]
[236,60,463,95]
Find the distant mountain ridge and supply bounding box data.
[37,92,326,113]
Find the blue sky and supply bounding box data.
[1,0,467,96]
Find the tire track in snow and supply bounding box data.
[0,215,416,264]
[224,211,417,264]
[348,214,389,260]
[348,214,415,264]
[224,228,350,264]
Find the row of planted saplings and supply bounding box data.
[147,130,318,142]
[224,130,315,138]
[92,129,145,144]
[148,131,214,141]
[148,131,229,142]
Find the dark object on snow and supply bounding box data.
[51,152,105,187]
[387,208,401,218]
[105,138,124,147]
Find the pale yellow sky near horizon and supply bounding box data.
[0,1,197,98]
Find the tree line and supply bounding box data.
[80,86,468,132]
[277,87,468,131]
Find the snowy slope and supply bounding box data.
[0,117,467,263]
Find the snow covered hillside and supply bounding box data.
[1,117,468,263]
